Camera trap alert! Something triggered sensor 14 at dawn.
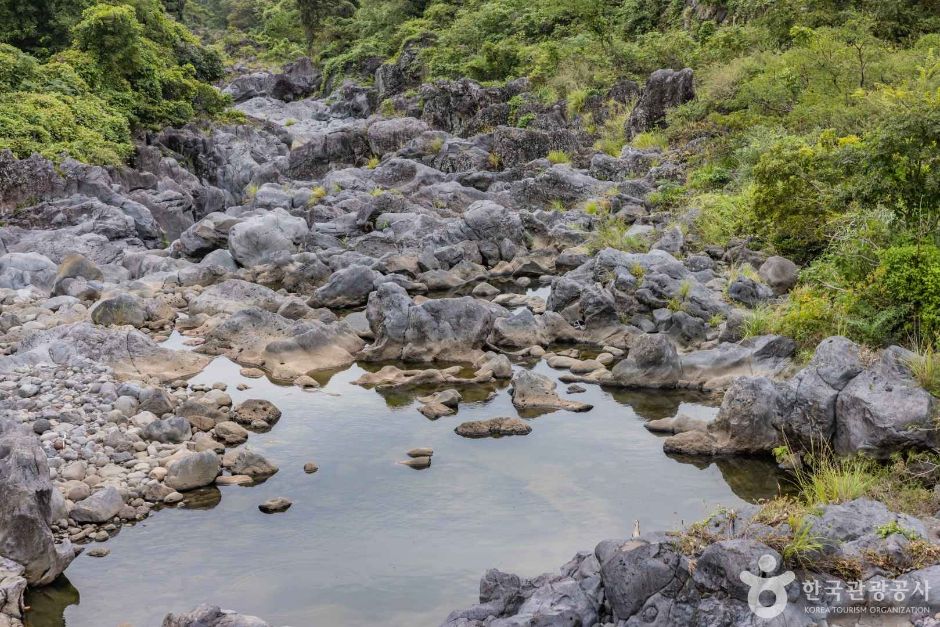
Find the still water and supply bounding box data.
[27,347,784,626]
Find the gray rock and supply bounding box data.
[728,275,774,307]
[227,209,308,267]
[759,256,799,295]
[611,334,680,388]
[162,604,270,627]
[165,451,221,491]
[258,497,292,514]
[223,447,278,478]
[627,68,695,137]
[0,419,76,585]
[141,416,192,444]
[510,369,592,412]
[70,486,123,524]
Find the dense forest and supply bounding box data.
[1,0,939,364]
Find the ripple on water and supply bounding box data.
[28,337,785,627]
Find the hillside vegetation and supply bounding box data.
[2,0,940,351]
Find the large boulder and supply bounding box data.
[227,209,308,267]
[759,256,799,295]
[90,293,148,327]
[188,279,282,316]
[200,308,364,380]
[361,282,501,363]
[0,419,76,585]
[0,253,57,291]
[610,333,680,388]
[626,68,695,137]
[834,348,937,457]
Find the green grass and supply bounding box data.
[907,343,940,397]
[547,150,571,164]
[587,218,648,254]
[366,156,381,169]
[793,448,879,505]
[631,130,668,150]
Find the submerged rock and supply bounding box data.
[162,604,271,627]
[510,370,592,413]
[455,417,532,438]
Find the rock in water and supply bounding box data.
[455,417,532,438]
[165,451,221,491]
[162,604,271,627]
[406,448,433,458]
[510,369,592,412]
[258,498,292,514]
[399,456,432,469]
[0,418,76,585]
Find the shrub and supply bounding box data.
[873,244,940,340]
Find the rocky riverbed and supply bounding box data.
[0,57,938,627]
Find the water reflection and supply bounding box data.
[27,355,788,627]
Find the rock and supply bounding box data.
[303,462,319,474]
[455,417,532,438]
[162,603,270,627]
[89,293,148,327]
[234,399,282,428]
[728,275,774,307]
[214,421,250,446]
[309,264,381,308]
[70,486,123,524]
[228,208,308,267]
[362,282,500,363]
[399,456,431,469]
[759,256,799,295]
[141,416,192,444]
[200,308,364,376]
[258,497,292,514]
[0,419,76,585]
[0,252,58,291]
[2,322,210,383]
[834,352,936,457]
[87,547,110,558]
[407,448,433,458]
[627,68,695,137]
[610,334,680,388]
[510,369,593,412]
[0,557,26,623]
[164,491,185,504]
[223,447,278,478]
[188,279,282,316]
[165,451,221,491]
[240,368,265,378]
[294,375,319,388]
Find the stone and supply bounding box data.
[162,604,270,627]
[258,497,292,514]
[303,462,319,474]
[400,456,431,469]
[233,399,282,428]
[510,369,593,412]
[70,486,123,524]
[455,417,532,438]
[90,293,148,327]
[223,447,279,478]
[214,421,249,446]
[165,451,221,491]
[611,333,680,388]
[407,448,433,458]
[627,68,695,137]
[0,419,76,585]
[759,256,799,295]
[141,416,192,444]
